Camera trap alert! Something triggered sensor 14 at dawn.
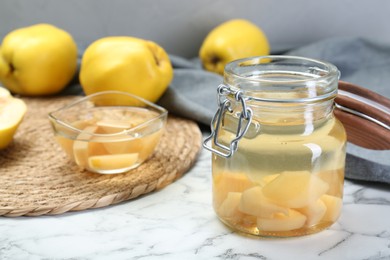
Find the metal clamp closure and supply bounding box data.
[203,84,253,158]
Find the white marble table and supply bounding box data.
[1,144,390,260]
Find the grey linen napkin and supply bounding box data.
[158,37,390,184]
[66,37,389,184]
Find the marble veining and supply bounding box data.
[0,147,390,260]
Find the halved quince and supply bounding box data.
[0,86,11,98]
[0,87,27,149]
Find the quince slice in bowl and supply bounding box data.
[48,91,167,174]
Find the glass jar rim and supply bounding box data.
[225,55,339,83]
[224,55,340,103]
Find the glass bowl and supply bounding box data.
[48,91,167,174]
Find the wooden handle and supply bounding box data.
[335,81,390,150]
[338,81,390,107]
[337,81,390,126]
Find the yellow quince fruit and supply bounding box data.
[199,19,270,75]
[0,24,78,96]
[0,86,27,149]
[79,37,173,103]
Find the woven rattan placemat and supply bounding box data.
[0,96,202,217]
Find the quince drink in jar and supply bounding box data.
[204,56,346,237]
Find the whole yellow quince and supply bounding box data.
[0,24,78,96]
[79,37,173,103]
[199,19,270,75]
[0,86,27,149]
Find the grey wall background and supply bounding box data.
[1,0,390,58]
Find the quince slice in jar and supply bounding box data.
[262,171,329,208]
[257,209,306,232]
[213,172,255,206]
[320,194,343,222]
[239,186,288,218]
[218,192,258,226]
[218,192,242,219]
[316,169,344,197]
[296,199,327,227]
[259,173,280,187]
[88,153,139,171]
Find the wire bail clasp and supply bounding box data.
[203,84,253,158]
